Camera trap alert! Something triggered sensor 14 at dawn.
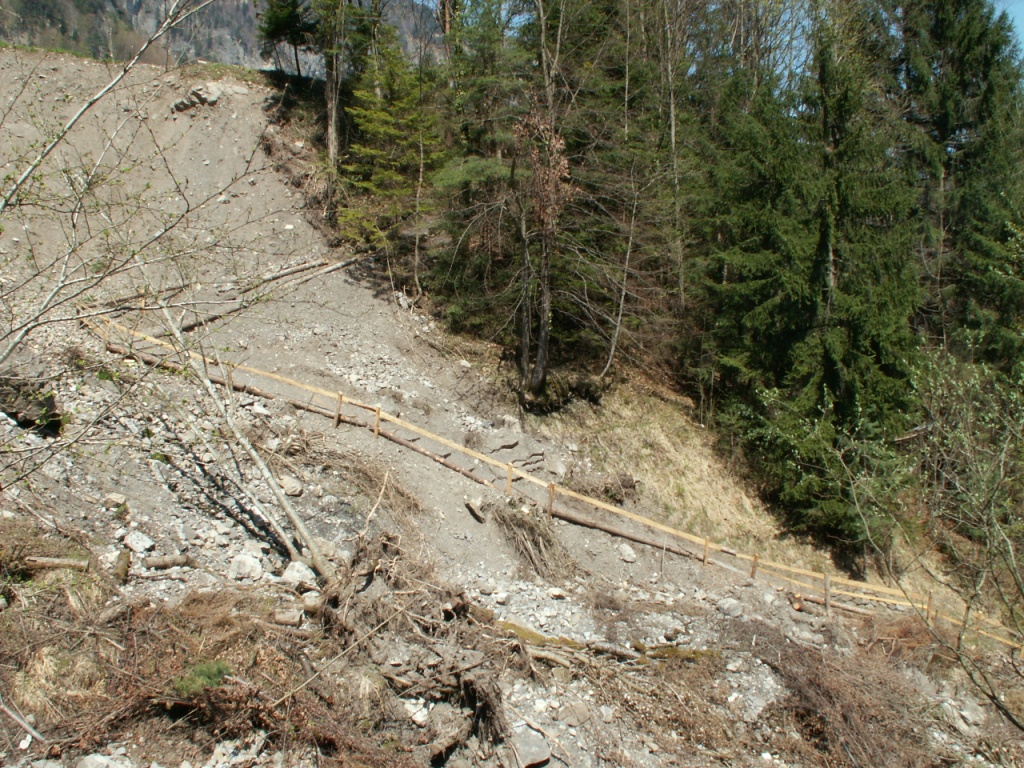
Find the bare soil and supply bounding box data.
[0,47,1022,768]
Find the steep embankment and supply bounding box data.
[0,48,1021,768]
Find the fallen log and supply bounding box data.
[23,556,89,571]
[799,592,876,617]
[100,339,746,584]
[143,554,194,569]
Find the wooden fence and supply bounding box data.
[87,314,1024,654]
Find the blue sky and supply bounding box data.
[1001,0,1024,51]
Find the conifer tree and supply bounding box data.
[693,3,919,545]
[343,23,439,198]
[257,0,315,77]
[899,0,1024,367]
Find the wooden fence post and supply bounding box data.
[750,554,759,579]
[703,538,710,566]
[333,392,344,428]
[925,593,934,627]
[506,464,513,495]
[374,406,381,438]
[824,573,831,614]
[547,482,555,515]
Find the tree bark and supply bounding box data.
[518,205,533,389]
[529,240,552,394]
[325,50,342,167]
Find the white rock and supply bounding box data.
[717,597,744,619]
[193,82,224,105]
[510,724,551,767]
[618,543,637,563]
[960,698,986,726]
[548,587,567,599]
[103,493,127,509]
[784,625,824,646]
[403,699,430,727]
[278,475,303,497]
[242,540,266,557]
[274,609,302,627]
[76,757,133,768]
[227,553,263,581]
[124,530,155,553]
[302,592,324,615]
[281,560,318,588]
[558,700,590,726]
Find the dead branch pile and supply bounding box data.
[488,499,577,580]
[729,621,933,768]
[0,516,511,766]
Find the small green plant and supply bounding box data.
[173,660,231,697]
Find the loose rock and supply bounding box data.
[227,553,264,581]
[76,756,133,768]
[274,609,302,627]
[510,724,551,767]
[559,700,590,727]
[717,597,744,619]
[281,560,318,588]
[278,475,303,497]
[123,530,155,554]
[103,493,127,509]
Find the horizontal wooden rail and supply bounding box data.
[85,314,1024,652]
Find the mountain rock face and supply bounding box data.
[0,0,261,66]
[115,0,262,66]
[0,0,439,71]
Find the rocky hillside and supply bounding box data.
[0,47,1022,768]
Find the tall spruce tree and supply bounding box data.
[342,23,440,199]
[898,0,1024,367]
[694,3,919,547]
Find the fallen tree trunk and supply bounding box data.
[101,339,750,584]
[23,556,90,571]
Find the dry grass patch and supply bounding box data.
[583,645,731,752]
[533,385,839,572]
[248,421,423,523]
[723,620,936,768]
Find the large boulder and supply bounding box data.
[0,373,60,433]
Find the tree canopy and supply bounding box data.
[283,0,1024,555]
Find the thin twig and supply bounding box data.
[271,604,408,707]
[0,693,47,745]
[357,470,389,539]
